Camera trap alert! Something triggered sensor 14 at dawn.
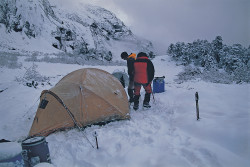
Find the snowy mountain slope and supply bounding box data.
[0,0,153,60]
[0,55,249,167]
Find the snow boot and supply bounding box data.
[143,93,151,108]
[133,104,139,110]
[128,88,134,103]
[143,102,151,108]
[133,95,140,110]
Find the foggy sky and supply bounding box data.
[85,0,249,54]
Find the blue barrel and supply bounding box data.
[21,136,51,167]
[153,76,165,93]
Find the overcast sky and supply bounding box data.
[84,0,249,54]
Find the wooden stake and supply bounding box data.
[195,92,200,120]
[94,131,99,149]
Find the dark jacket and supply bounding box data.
[127,53,136,81]
[133,53,154,84]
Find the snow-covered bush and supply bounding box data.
[15,63,50,88]
[201,70,233,84]
[25,52,117,66]
[0,52,22,69]
[233,61,250,83]
[167,36,250,83]
[148,51,156,59]
[175,65,234,84]
[175,66,202,82]
[201,54,218,71]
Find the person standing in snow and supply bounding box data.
[121,52,136,103]
[133,52,155,110]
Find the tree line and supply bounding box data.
[167,36,250,83]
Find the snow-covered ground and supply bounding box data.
[0,55,249,167]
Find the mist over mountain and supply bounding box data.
[0,0,154,61]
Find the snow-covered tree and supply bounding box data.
[167,42,185,61]
[201,54,218,71]
[166,37,249,83]
[211,36,223,63]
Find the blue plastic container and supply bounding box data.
[21,136,51,167]
[153,77,165,93]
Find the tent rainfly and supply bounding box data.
[29,68,130,137]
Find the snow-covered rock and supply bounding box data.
[0,142,22,161]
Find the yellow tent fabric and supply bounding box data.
[29,68,129,137]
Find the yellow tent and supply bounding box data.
[29,68,129,137]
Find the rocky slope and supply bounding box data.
[0,0,154,61]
